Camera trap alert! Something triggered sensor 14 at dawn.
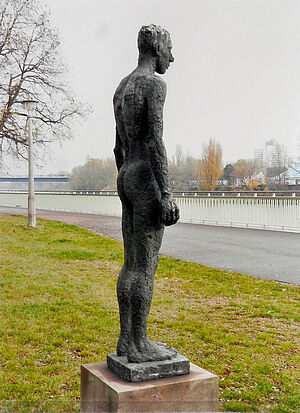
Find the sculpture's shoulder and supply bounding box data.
[113,74,130,103]
[146,75,167,103]
[148,75,167,93]
[128,73,166,95]
[113,72,148,101]
[113,73,166,104]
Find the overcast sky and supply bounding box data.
[8,0,300,174]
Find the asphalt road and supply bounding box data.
[1,206,299,285]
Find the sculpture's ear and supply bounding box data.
[153,41,160,57]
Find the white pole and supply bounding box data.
[27,110,36,227]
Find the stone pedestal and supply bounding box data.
[81,362,219,412]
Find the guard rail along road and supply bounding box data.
[0,190,299,233]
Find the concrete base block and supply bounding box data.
[80,361,219,412]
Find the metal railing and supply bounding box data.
[0,190,299,232]
[0,189,300,197]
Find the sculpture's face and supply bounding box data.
[156,37,174,74]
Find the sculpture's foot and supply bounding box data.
[117,336,129,356]
[127,340,177,363]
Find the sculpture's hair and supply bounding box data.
[138,24,170,55]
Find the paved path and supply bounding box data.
[1,206,299,285]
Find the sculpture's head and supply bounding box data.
[138,24,174,74]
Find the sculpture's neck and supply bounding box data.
[137,55,156,74]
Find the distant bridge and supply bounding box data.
[0,175,69,182]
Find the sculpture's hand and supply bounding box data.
[161,194,180,226]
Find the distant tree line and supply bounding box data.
[69,139,224,191]
[168,140,223,191]
[70,157,116,190]
[69,139,291,191]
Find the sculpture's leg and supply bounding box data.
[117,201,134,356]
[127,201,176,362]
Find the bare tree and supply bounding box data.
[0,0,87,162]
[266,142,289,186]
[168,144,199,190]
[185,155,199,189]
[198,139,223,190]
[172,143,185,167]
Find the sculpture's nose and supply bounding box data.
[169,52,174,63]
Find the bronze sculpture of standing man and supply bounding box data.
[113,25,179,363]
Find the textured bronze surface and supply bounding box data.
[113,25,181,367]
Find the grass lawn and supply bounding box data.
[0,214,299,413]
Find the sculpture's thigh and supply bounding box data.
[122,161,164,264]
[132,195,164,272]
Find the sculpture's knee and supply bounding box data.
[117,266,131,298]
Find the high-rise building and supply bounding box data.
[253,147,263,165]
[254,139,279,168]
[264,139,278,168]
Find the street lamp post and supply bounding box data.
[22,100,38,228]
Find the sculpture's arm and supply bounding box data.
[147,77,179,225]
[147,77,169,195]
[113,127,125,172]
